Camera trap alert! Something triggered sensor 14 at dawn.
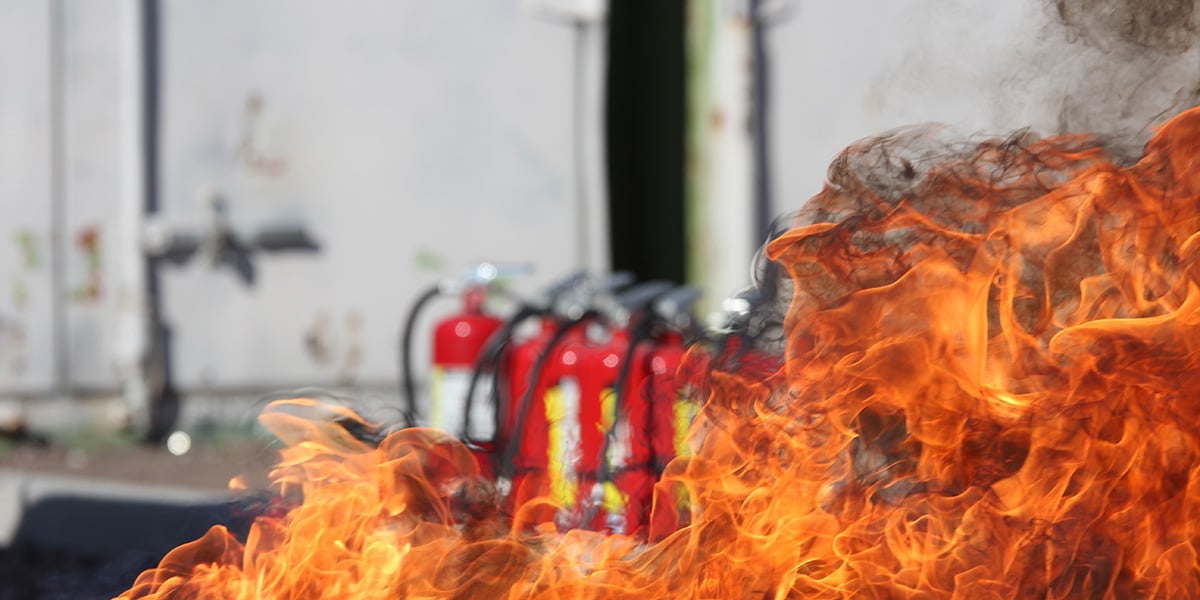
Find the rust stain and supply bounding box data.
[237,91,289,177]
[709,107,726,133]
[70,225,103,303]
[303,310,333,365]
[304,309,365,385]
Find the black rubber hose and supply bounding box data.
[458,304,543,440]
[582,314,656,525]
[584,281,674,484]
[399,283,444,427]
[497,312,595,483]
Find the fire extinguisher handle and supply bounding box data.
[465,262,533,285]
[533,269,590,308]
[653,285,703,329]
[550,271,635,319]
[602,280,676,327]
[599,271,637,292]
[615,280,676,310]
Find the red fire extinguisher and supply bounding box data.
[436,267,578,482]
[646,286,703,473]
[546,322,634,529]
[498,273,633,518]
[561,281,674,534]
[583,324,655,534]
[502,314,578,511]
[429,284,503,440]
[646,334,708,541]
[647,291,784,539]
[642,286,702,539]
[400,263,524,439]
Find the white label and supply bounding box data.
[430,366,496,440]
[558,376,582,473]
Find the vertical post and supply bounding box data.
[48,0,69,396]
[112,0,151,431]
[749,0,773,246]
[605,0,686,283]
[572,20,612,276]
[139,0,179,442]
[685,0,756,314]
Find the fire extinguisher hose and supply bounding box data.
[458,303,543,441]
[459,271,595,443]
[497,311,596,484]
[583,283,697,525]
[583,314,657,526]
[399,283,445,426]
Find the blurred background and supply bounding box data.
[1,0,1197,595]
[1,0,1197,439]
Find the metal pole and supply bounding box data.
[139,0,180,442]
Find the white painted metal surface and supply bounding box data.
[12,0,1190,422]
[0,1,606,420]
[61,0,146,392]
[156,1,590,394]
[0,0,55,394]
[0,0,178,402]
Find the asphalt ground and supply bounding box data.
[0,426,278,599]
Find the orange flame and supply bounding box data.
[120,107,1200,598]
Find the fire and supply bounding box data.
[120,107,1200,598]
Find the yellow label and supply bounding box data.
[673,391,699,511]
[602,480,627,514]
[545,379,581,507]
[673,391,698,458]
[599,386,616,432]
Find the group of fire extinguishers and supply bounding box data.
[400,265,718,537]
